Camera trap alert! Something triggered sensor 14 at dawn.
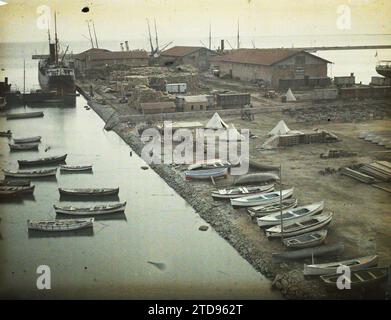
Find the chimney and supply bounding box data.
[120,43,124,51]
[125,41,129,51]
[221,39,224,52]
[350,72,354,77]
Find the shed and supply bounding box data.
[139,101,176,114]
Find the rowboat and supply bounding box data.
[185,167,228,180]
[3,168,57,178]
[6,111,44,120]
[320,267,388,289]
[257,201,324,227]
[0,189,25,198]
[272,243,344,262]
[212,184,275,199]
[230,188,293,208]
[247,198,298,217]
[60,164,93,172]
[54,202,126,216]
[18,154,67,166]
[283,229,328,249]
[58,187,119,197]
[9,143,39,151]
[0,185,35,194]
[0,130,12,138]
[0,179,31,186]
[13,136,41,144]
[304,255,379,276]
[233,173,280,185]
[27,218,94,232]
[265,211,333,238]
[188,160,232,171]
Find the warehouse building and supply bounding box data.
[159,46,217,70]
[139,101,176,114]
[210,49,331,88]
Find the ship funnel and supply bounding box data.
[125,41,129,51]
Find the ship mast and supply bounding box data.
[54,11,59,65]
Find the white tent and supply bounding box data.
[268,120,291,137]
[220,124,245,141]
[205,112,229,130]
[286,88,297,102]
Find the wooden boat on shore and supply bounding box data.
[0,185,35,194]
[3,168,57,178]
[185,167,228,180]
[27,218,94,232]
[272,243,344,262]
[304,255,379,276]
[212,184,275,199]
[248,198,298,217]
[283,229,328,249]
[58,187,119,197]
[233,173,280,185]
[230,188,293,207]
[60,164,93,172]
[6,111,44,120]
[265,212,333,238]
[320,267,388,289]
[54,202,126,216]
[257,201,324,227]
[0,130,12,138]
[9,143,39,151]
[13,136,41,144]
[18,154,67,166]
[188,160,232,171]
[0,179,31,186]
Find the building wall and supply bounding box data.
[160,48,216,70]
[89,58,149,68]
[183,101,207,112]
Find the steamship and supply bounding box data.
[376,60,391,79]
[38,14,76,105]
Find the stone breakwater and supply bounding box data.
[86,99,328,300]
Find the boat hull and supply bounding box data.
[28,218,94,232]
[231,188,293,207]
[3,169,57,178]
[13,136,41,144]
[58,188,120,197]
[18,154,67,166]
[54,202,126,216]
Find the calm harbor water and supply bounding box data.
[0,98,281,299]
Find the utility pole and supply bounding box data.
[209,23,211,50]
[237,19,240,50]
[86,20,94,49]
[92,20,99,48]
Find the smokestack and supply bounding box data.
[49,43,56,63]
[125,41,129,51]
[220,39,225,52]
[120,43,124,51]
[5,77,8,85]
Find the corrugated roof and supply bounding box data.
[183,95,208,103]
[210,49,331,66]
[160,46,206,57]
[74,48,111,60]
[90,51,149,61]
[140,101,176,109]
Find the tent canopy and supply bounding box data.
[205,112,229,130]
[286,88,296,102]
[268,120,290,137]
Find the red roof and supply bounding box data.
[210,49,331,66]
[160,46,208,57]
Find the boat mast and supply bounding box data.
[92,20,99,49]
[154,18,159,54]
[237,19,240,50]
[86,20,94,49]
[54,11,59,65]
[147,19,155,56]
[209,23,212,50]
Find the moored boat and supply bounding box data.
[272,243,344,262]
[185,167,228,180]
[0,130,12,138]
[230,188,293,207]
[188,159,232,171]
[0,185,35,194]
[265,211,333,238]
[3,168,57,178]
[0,179,31,186]
[283,229,328,249]
[257,201,324,227]
[304,255,379,276]
[18,154,67,166]
[6,111,44,120]
[13,136,41,144]
[27,218,94,232]
[0,189,25,198]
[212,184,275,199]
[58,187,119,197]
[54,202,126,216]
[60,164,93,172]
[9,143,39,151]
[247,198,298,217]
[320,267,388,289]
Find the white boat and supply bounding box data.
[304,255,379,276]
[13,136,42,144]
[212,184,275,199]
[188,159,232,171]
[257,201,324,227]
[230,188,293,207]
[283,229,328,249]
[3,168,57,178]
[27,218,94,232]
[247,198,298,217]
[265,212,333,238]
[54,202,126,216]
[60,164,93,172]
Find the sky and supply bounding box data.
[0,0,391,45]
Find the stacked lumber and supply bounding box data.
[359,161,391,181]
[340,167,376,184]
